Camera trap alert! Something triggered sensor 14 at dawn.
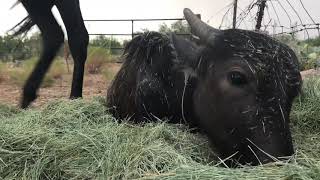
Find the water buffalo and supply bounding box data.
[107,8,302,166]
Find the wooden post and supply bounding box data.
[233,0,238,29]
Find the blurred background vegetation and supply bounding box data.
[1,26,320,71]
[0,20,320,88]
[276,34,320,71]
[0,30,125,87]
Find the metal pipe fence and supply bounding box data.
[84,15,201,50]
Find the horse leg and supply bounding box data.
[56,0,89,99]
[20,1,64,108]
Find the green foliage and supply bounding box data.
[90,35,122,55]
[276,35,320,70]
[86,47,112,74]
[0,35,27,61]
[24,32,42,57]
[1,78,320,179]
[158,23,171,34]
[303,37,320,47]
[0,36,4,59]
[159,20,191,34]
[276,35,300,55]
[0,33,42,62]
[299,44,320,70]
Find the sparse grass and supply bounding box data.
[101,66,114,81]
[0,62,5,83]
[85,46,119,81]
[0,78,320,179]
[291,76,320,131]
[86,47,113,74]
[2,57,67,87]
[49,59,68,80]
[101,63,118,81]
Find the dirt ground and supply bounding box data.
[300,68,320,78]
[0,65,319,108]
[0,63,121,108]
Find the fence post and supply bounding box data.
[131,20,134,39]
[233,0,238,29]
[255,0,267,31]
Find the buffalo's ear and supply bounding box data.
[170,33,202,75]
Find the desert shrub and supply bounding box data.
[86,47,112,74]
[276,35,320,71]
[89,35,122,55]
[302,58,318,70]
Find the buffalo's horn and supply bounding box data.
[183,8,221,42]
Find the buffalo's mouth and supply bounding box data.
[217,139,294,167]
[241,138,294,166]
[208,114,295,167]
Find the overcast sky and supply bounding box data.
[0,0,319,40]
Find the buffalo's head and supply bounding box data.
[172,8,302,166]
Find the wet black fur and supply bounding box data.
[107,30,302,166]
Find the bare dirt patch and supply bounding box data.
[0,63,121,108]
[0,64,318,108]
[300,69,320,79]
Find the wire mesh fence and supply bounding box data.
[218,0,320,39]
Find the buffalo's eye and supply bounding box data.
[228,71,248,86]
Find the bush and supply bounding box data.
[276,35,320,71]
[89,35,122,55]
[86,47,112,74]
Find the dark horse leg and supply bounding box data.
[20,0,64,108]
[20,0,88,108]
[56,0,89,99]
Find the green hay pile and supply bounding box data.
[1,78,320,179]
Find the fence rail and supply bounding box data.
[83,15,201,50]
[84,17,192,39]
[84,13,320,52]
